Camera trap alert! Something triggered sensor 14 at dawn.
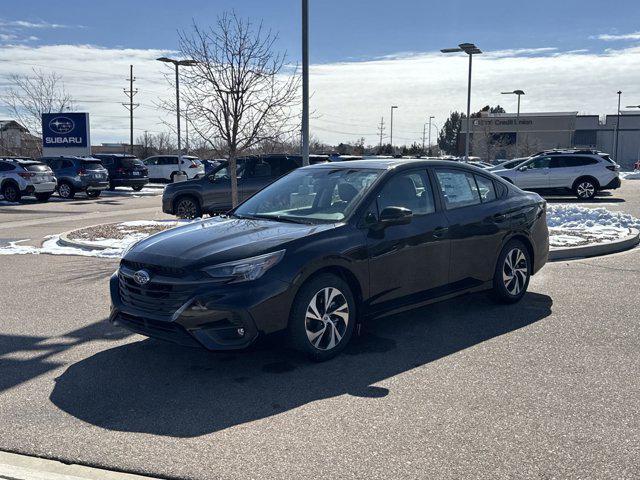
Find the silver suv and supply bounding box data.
[494,150,620,200]
[0,157,57,202]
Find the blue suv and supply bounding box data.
[41,156,109,199]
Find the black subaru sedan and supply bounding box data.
[110,159,548,361]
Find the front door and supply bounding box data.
[513,156,551,189]
[366,169,451,316]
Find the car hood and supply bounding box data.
[125,216,337,268]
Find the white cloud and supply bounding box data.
[593,32,640,41]
[0,19,83,29]
[0,43,639,147]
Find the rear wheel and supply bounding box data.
[1,182,21,202]
[132,185,144,191]
[174,196,201,219]
[86,190,101,198]
[492,240,531,304]
[34,192,52,202]
[288,273,356,361]
[573,178,597,200]
[57,182,75,199]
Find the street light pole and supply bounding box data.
[441,43,482,161]
[157,56,198,179]
[501,90,525,157]
[615,90,622,162]
[390,105,398,152]
[301,0,309,166]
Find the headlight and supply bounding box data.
[203,250,285,283]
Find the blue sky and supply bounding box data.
[1,0,640,145]
[4,0,640,63]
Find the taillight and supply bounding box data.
[606,165,618,171]
[77,168,87,176]
[17,172,35,179]
[188,162,198,168]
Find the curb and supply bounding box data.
[58,228,115,251]
[549,229,640,260]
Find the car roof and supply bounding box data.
[304,158,489,171]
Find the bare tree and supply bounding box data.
[5,68,75,144]
[173,12,301,206]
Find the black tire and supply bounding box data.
[34,192,52,202]
[107,182,116,191]
[288,273,356,362]
[1,182,21,202]
[174,196,202,219]
[573,177,597,200]
[86,190,101,198]
[132,185,144,191]
[57,182,75,199]
[491,239,531,304]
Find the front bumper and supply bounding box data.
[109,267,293,351]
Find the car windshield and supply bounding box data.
[234,167,382,223]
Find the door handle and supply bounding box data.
[433,226,448,238]
[492,213,507,222]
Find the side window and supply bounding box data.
[267,157,298,177]
[475,175,497,202]
[0,162,15,172]
[145,157,158,166]
[435,169,481,209]
[494,181,508,198]
[377,171,435,215]
[528,156,551,169]
[62,160,74,169]
[101,158,114,166]
[573,156,598,166]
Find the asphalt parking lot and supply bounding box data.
[0,184,639,479]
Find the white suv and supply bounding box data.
[494,151,620,200]
[0,157,57,202]
[143,155,204,181]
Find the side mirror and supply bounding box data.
[378,206,412,227]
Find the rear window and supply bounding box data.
[22,163,50,172]
[81,160,104,170]
[122,158,145,168]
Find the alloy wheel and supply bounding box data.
[3,185,18,202]
[305,287,349,351]
[59,183,71,198]
[576,182,595,199]
[503,248,528,296]
[176,199,197,218]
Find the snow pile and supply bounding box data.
[0,237,122,258]
[620,171,640,180]
[102,187,163,197]
[547,204,639,247]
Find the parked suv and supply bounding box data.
[0,157,57,202]
[93,153,149,191]
[162,154,329,218]
[143,155,204,181]
[494,151,620,200]
[41,156,109,199]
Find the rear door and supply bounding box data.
[433,168,510,287]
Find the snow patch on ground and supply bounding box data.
[547,204,640,247]
[0,237,121,258]
[102,187,163,197]
[620,171,640,180]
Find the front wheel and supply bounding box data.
[57,182,75,199]
[288,273,356,361]
[491,240,531,304]
[174,196,201,219]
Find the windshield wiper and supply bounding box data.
[250,214,313,225]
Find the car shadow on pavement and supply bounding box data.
[49,291,552,438]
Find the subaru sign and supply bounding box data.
[41,112,91,156]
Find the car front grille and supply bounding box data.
[120,259,185,277]
[118,273,194,314]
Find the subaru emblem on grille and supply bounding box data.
[133,269,151,285]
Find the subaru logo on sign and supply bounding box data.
[133,270,151,286]
[48,117,75,134]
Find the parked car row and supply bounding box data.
[0,157,57,202]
